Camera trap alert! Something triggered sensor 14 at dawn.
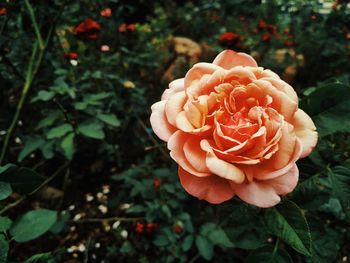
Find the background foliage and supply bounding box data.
[0,0,350,262]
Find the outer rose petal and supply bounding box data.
[161,78,185,101]
[231,164,298,208]
[165,91,187,126]
[293,109,318,158]
[178,167,235,204]
[184,63,222,88]
[213,50,258,69]
[168,131,211,177]
[150,101,176,142]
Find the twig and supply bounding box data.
[72,216,143,224]
[0,162,70,215]
[136,117,169,159]
[189,254,200,263]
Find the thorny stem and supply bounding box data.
[0,162,70,215]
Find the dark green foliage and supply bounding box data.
[0,0,349,262]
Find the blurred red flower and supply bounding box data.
[261,34,272,42]
[100,8,112,17]
[219,32,241,47]
[0,7,7,15]
[135,222,144,233]
[73,18,101,40]
[153,178,161,189]
[174,223,183,233]
[119,23,136,33]
[146,223,157,232]
[64,52,78,60]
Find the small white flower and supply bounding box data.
[70,59,78,66]
[78,243,86,252]
[120,230,128,239]
[0,131,6,136]
[85,193,94,202]
[15,137,22,144]
[95,242,101,248]
[120,203,132,210]
[68,205,75,211]
[112,221,121,230]
[98,204,108,214]
[73,213,83,221]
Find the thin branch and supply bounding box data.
[24,0,45,50]
[0,41,39,165]
[0,162,70,215]
[72,216,143,224]
[137,117,169,159]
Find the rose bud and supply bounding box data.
[153,178,161,189]
[150,50,317,207]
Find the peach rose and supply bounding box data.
[150,50,317,208]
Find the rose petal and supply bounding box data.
[231,164,298,208]
[178,167,235,204]
[184,63,222,88]
[183,137,211,173]
[293,109,318,158]
[150,101,176,142]
[213,50,258,69]
[206,152,245,184]
[161,78,185,100]
[168,131,211,177]
[165,91,187,126]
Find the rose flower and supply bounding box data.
[73,18,101,40]
[150,50,317,208]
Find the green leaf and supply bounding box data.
[36,110,62,129]
[50,211,70,234]
[300,83,350,136]
[0,164,17,174]
[300,83,350,116]
[24,252,55,263]
[18,137,45,162]
[329,165,350,212]
[0,168,45,195]
[0,182,12,200]
[153,235,169,247]
[46,124,73,139]
[10,209,58,242]
[61,133,75,160]
[246,245,293,263]
[195,235,214,261]
[264,200,312,256]
[208,228,234,248]
[199,222,233,248]
[313,101,350,136]
[78,122,105,139]
[97,114,121,127]
[32,90,55,102]
[0,235,9,263]
[182,235,194,252]
[0,217,12,232]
